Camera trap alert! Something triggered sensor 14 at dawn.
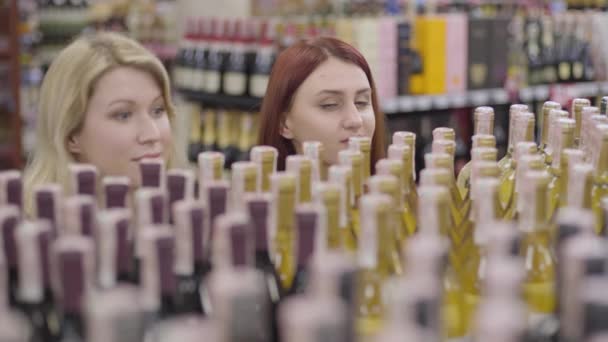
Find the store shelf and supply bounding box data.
[179,89,262,112]
[381,82,608,114]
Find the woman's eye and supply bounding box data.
[112,111,132,121]
[355,101,370,109]
[320,103,338,110]
[152,106,167,117]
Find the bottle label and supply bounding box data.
[191,69,207,92]
[204,71,221,94]
[249,74,269,97]
[223,72,247,96]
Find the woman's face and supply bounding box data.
[68,66,173,187]
[282,56,376,166]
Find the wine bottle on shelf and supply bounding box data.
[280,293,347,342]
[544,108,569,168]
[540,15,558,84]
[237,114,255,162]
[424,152,464,227]
[230,161,258,212]
[556,15,573,83]
[525,15,542,85]
[102,176,130,209]
[433,127,456,142]
[203,181,230,265]
[429,140,463,210]
[392,131,416,180]
[251,146,278,193]
[139,226,177,332]
[201,109,217,153]
[328,165,358,251]
[504,150,545,221]
[166,169,195,224]
[387,143,418,221]
[376,158,416,244]
[573,98,592,148]
[203,18,224,95]
[216,110,236,167]
[51,235,95,342]
[97,209,134,287]
[63,195,96,236]
[548,118,576,217]
[303,141,327,182]
[499,112,535,209]
[0,170,23,213]
[580,106,600,161]
[338,149,364,239]
[285,203,320,296]
[0,206,19,306]
[173,18,197,90]
[497,104,529,175]
[592,124,608,235]
[86,285,146,342]
[313,182,342,254]
[172,200,206,315]
[518,170,556,323]
[197,151,225,194]
[356,193,394,337]
[15,220,56,342]
[539,101,562,162]
[555,148,586,207]
[34,184,62,236]
[68,163,98,197]
[286,155,314,204]
[223,19,248,97]
[139,158,166,190]
[456,134,497,201]
[567,162,594,210]
[348,136,372,186]
[249,20,276,98]
[189,17,209,93]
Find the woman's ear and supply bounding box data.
[280,116,294,139]
[67,135,81,154]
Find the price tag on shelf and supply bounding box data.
[434,95,450,109]
[469,90,490,106]
[415,96,433,111]
[398,97,415,112]
[520,87,534,102]
[450,94,468,108]
[491,89,509,104]
[534,85,550,101]
[382,98,398,114]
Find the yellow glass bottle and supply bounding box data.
[539,101,562,163]
[376,158,416,244]
[303,141,327,182]
[314,182,342,252]
[356,193,394,337]
[424,152,463,226]
[368,174,405,276]
[518,170,556,321]
[251,146,278,192]
[328,165,358,252]
[270,172,297,291]
[286,155,313,204]
[503,152,545,221]
[497,104,529,175]
[567,162,594,210]
[349,136,372,187]
[547,118,575,218]
[456,147,498,222]
[339,149,364,240]
[557,149,585,209]
[543,109,569,168]
[499,112,536,208]
[392,131,417,182]
[572,98,591,148]
[456,134,496,200]
[388,144,418,221]
[462,177,502,335]
[591,124,608,235]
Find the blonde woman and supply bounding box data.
[23,31,185,216]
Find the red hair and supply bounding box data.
[258,36,386,171]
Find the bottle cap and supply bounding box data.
[0,170,22,211]
[69,163,98,197]
[102,176,130,209]
[139,158,165,189]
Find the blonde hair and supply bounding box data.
[23,31,184,216]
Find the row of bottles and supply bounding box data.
[186,106,259,167]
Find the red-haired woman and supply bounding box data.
[258,37,386,172]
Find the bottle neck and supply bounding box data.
[324,194,341,250]
[596,140,608,183]
[299,168,312,203]
[519,186,548,233]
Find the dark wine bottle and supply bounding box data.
[166,169,195,224]
[68,164,98,197]
[249,21,276,98]
[286,203,319,296]
[173,18,197,90]
[139,158,165,190]
[0,170,23,213]
[15,220,56,342]
[102,176,130,209]
[86,285,146,342]
[0,206,19,307]
[34,184,62,236]
[540,15,557,84]
[63,195,96,236]
[97,209,134,287]
[203,18,224,95]
[140,226,177,330]
[190,18,210,93]
[223,19,248,97]
[173,199,207,315]
[51,235,95,342]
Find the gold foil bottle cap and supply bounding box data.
[472,134,496,148]
[432,127,455,142]
[431,139,455,156]
[392,131,416,147]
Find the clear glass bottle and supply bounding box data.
[286,155,313,204]
[560,149,586,209]
[547,118,576,218]
[387,144,418,225]
[348,137,372,187]
[539,101,562,161]
[339,149,364,241]
[424,151,463,224]
[456,134,496,200]
[269,172,297,291]
[303,141,327,182]
[251,146,278,193]
[572,98,591,148]
[328,165,358,252]
[503,146,544,221]
[497,104,529,175]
